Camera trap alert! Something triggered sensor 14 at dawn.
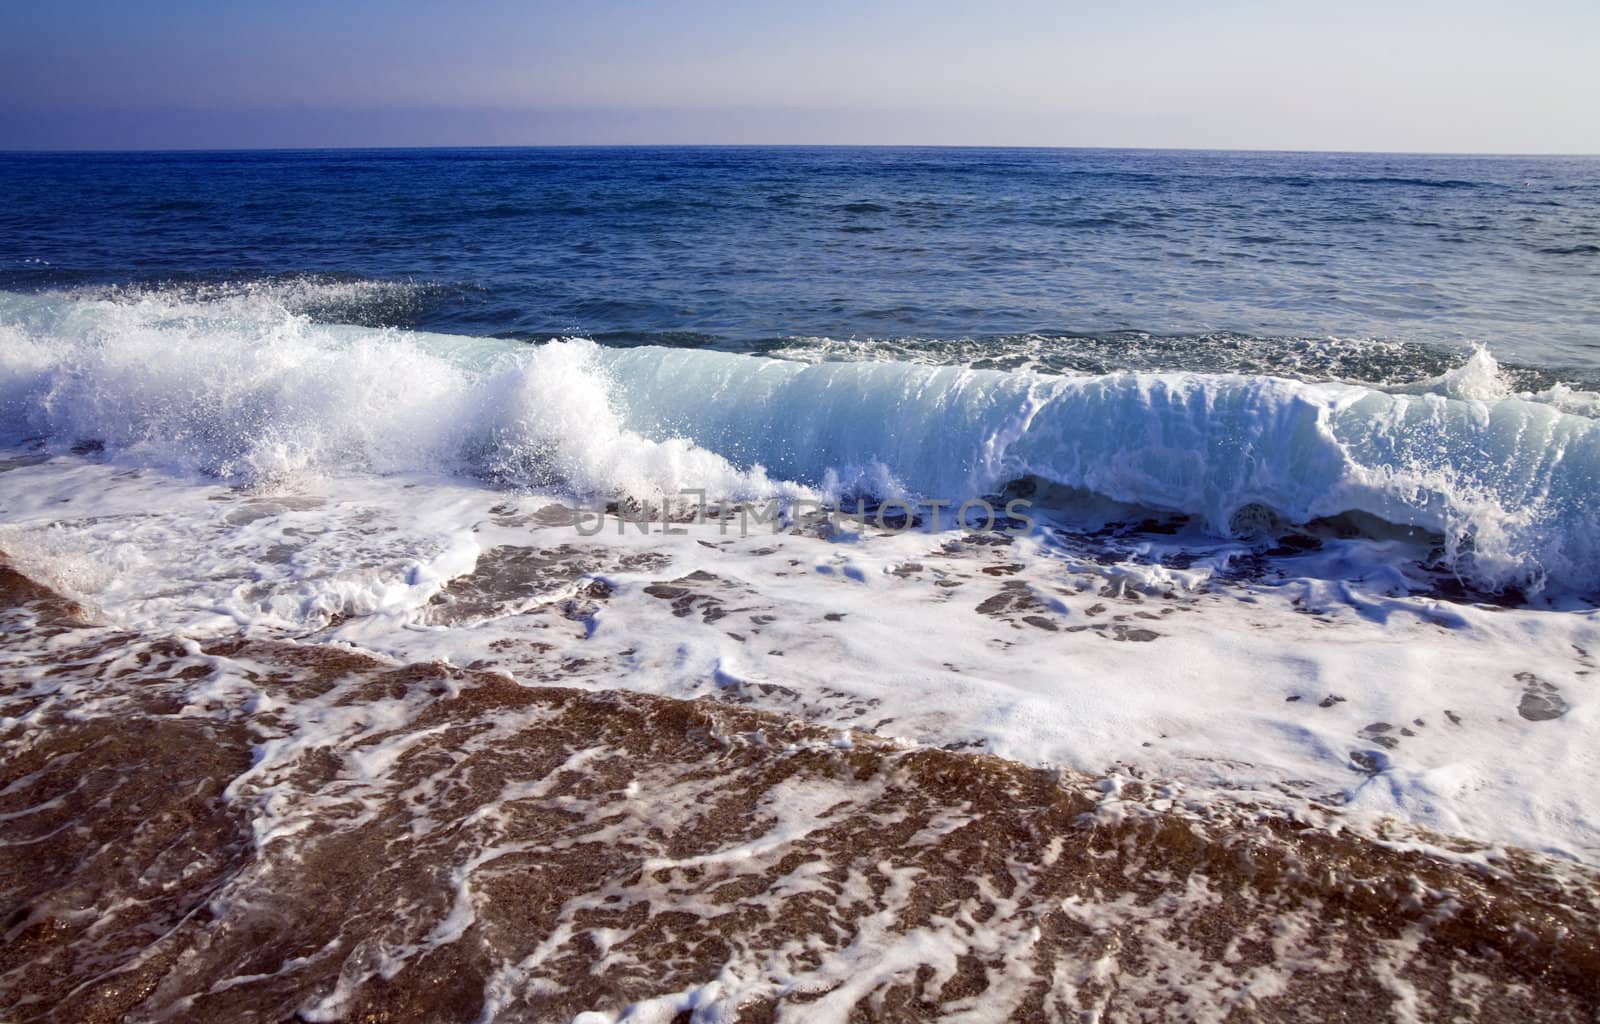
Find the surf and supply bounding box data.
[2,285,1597,594]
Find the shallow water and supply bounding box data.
[4,560,1598,1022]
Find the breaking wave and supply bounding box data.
[1,286,1597,593]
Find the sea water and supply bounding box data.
[2,147,1598,1020]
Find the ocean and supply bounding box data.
[2,147,1598,1021]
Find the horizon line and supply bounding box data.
[4,142,1599,159]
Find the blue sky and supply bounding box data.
[2,0,1595,152]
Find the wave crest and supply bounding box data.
[2,288,1597,593]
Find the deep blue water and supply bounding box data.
[1,146,1597,377]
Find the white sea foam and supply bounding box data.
[601,344,1600,594]
[0,289,791,503]
[1,460,1596,867]
[3,288,1597,593]
[0,282,1596,864]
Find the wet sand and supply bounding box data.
[2,559,1598,1022]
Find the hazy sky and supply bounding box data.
[2,0,1595,152]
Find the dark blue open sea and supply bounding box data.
[3,147,1597,377]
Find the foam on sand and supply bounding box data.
[1,459,1596,866]
[3,559,1597,1023]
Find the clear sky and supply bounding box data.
[2,0,1595,153]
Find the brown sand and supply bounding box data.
[2,560,1597,1022]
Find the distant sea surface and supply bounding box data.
[2,146,1597,379]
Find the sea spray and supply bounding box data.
[3,287,1597,593]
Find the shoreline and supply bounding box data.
[4,558,1598,1022]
